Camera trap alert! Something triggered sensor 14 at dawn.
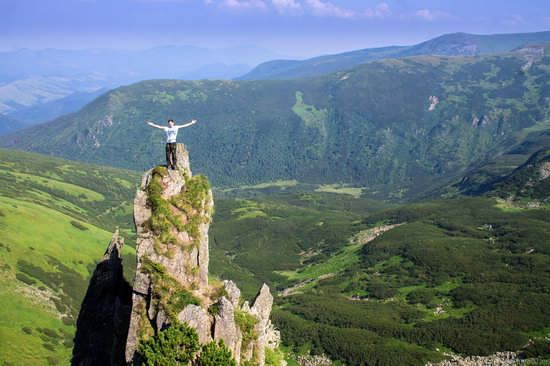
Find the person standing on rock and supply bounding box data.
[146,118,197,170]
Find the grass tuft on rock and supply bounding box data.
[141,257,200,320]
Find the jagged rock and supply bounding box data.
[175,143,192,178]
[76,143,278,365]
[265,320,281,350]
[251,284,274,321]
[125,144,214,362]
[214,297,243,364]
[223,280,241,307]
[72,230,132,366]
[177,305,212,344]
[248,284,275,366]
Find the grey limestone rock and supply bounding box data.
[77,143,278,366]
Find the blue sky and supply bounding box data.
[1,0,549,57]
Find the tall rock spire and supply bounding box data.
[124,143,279,365]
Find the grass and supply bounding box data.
[219,180,298,193]
[0,196,135,365]
[0,149,139,366]
[5,171,105,201]
[277,242,362,283]
[314,184,364,198]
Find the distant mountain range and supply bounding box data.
[0,45,278,127]
[2,44,549,200]
[240,31,550,80]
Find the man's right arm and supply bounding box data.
[147,121,165,129]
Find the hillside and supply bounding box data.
[240,31,550,80]
[3,46,550,199]
[274,198,550,365]
[440,129,550,198]
[489,148,550,203]
[208,193,550,365]
[0,114,26,135]
[1,147,549,365]
[0,149,139,366]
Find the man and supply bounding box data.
[147,118,197,170]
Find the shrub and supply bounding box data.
[16,272,36,285]
[234,310,259,353]
[70,220,89,231]
[521,339,550,359]
[136,322,200,366]
[265,347,285,366]
[194,340,236,366]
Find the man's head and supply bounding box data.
[167,119,174,127]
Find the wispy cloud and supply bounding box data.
[210,0,390,19]
[413,9,451,21]
[137,0,191,3]
[362,2,390,19]
[502,14,525,26]
[219,0,267,10]
[304,0,355,19]
[272,0,302,15]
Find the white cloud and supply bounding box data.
[403,8,451,21]
[272,0,302,15]
[220,0,267,10]
[362,1,390,19]
[502,14,525,26]
[304,0,355,19]
[211,0,390,19]
[137,0,190,3]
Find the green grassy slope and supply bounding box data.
[209,192,388,298]
[3,47,550,199]
[0,149,139,366]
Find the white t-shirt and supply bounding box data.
[164,126,180,143]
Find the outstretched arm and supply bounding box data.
[146,121,165,129]
[176,119,197,128]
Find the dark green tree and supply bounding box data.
[194,340,237,366]
[136,322,200,366]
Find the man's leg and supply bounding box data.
[165,143,172,168]
[171,143,178,168]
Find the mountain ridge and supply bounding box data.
[239,30,550,80]
[3,47,549,200]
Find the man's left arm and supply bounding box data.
[176,119,197,128]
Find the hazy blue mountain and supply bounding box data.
[240,31,550,80]
[0,45,278,124]
[0,114,26,134]
[6,88,109,125]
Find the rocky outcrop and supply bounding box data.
[123,143,279,365]
[72,230,132,366]
[425,351,520,366]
